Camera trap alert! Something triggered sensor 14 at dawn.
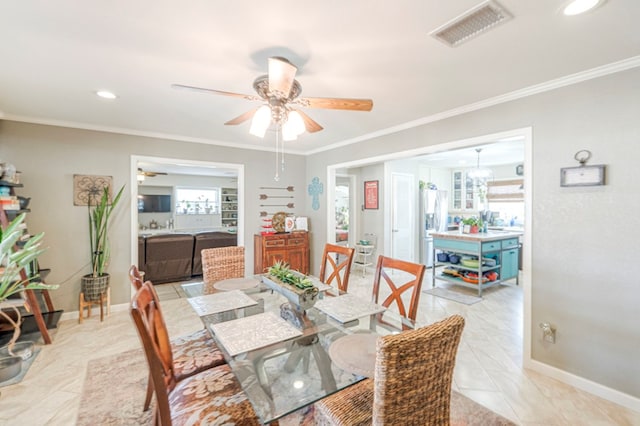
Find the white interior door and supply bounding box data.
[391,173,415,262]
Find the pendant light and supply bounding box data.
[467,148,493,181]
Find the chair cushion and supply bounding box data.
[170,364,260,425]
[171,328,226,380]
[314,379,373,426]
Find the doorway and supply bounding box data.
[129,155,245,295]
[326,126,532,364]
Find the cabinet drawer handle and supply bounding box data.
[266,241,285,247]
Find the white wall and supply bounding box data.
[305,67,640,399]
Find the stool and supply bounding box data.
[79,287,111,323]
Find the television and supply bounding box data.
[138,194,171,213]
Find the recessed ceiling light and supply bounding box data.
[563,0,604,16]
[96,90,117,99]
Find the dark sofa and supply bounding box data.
[138,231,237,283]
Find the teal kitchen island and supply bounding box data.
[431,230,521,296]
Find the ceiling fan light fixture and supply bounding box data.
[136,171,145,182]
[287,110,306,135]
[249,105,271,138]
[282,123,298,141]
[268,57,297,97]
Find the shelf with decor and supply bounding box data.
[0,177,60,345]
[221,187,238,225]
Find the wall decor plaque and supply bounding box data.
[73,175,113,206]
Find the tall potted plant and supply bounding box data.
[1,213,57,361]
[80,185,124,302]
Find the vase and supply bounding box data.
[81,273,110,302]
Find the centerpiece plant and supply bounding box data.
[0,213,58,354]
[268,261,314,290]
[81,185,124,302]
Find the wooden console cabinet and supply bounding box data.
[254,232,309,275]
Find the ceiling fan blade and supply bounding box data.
[296,110,324,133]
[225,108,258,125]
[297,97,373,111]
[171,84,259,101]
[147,172,167,176]
[268,57,297,97]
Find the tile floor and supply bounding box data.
[0,268,639,425]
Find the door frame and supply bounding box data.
[326,126,532,368]
[129,155,245,296]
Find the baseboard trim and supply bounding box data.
[529,359,640,413]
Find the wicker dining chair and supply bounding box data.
[319,243,356,293]
[128,265,226,412]
[372,255,426,325]
[130,281,262,425]
[314,314,466,426]
[202,246,245,293]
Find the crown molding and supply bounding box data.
[307,55,640,155]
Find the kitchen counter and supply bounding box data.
[431,230,522,242]
[138,227,235,237]
[431,231,520,296]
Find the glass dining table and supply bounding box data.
[182,276,415,425]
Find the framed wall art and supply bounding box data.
[364,180,379,210]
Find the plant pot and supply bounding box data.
[463,224,471,233]
[81,273,110,302]
[470,225,479,234]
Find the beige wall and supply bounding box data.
[305,67,640,398]
[0,122,306,312]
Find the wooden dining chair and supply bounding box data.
[371,255,426,325]
[128,265,226,412]
[202,246,245,293]
[314,315,466,426]
[319,243,355,293]
[130,281,262,425]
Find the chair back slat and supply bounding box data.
[319,243,355,292]
[373,315,465,425]
[372,255,425,323]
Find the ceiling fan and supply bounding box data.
[138,168,167,177]
[171,56,373,140]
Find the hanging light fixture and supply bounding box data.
[136,170,145,183]
[249,104,307,180]
[467,148,493,181]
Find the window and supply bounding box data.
[175,187,220,214]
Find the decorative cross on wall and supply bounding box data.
[308,177,323,211]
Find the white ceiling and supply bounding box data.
[1,1,639,156]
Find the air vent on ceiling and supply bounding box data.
[430,0,512,47]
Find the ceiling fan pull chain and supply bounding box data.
[281,132,285,172]
[274,128,280,181]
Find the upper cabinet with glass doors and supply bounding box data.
[451,170,476,211]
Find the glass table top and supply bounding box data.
[182,279,414,424]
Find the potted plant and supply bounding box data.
[80,185,124,302]
[462,217,480,233]
[0,213,57,379]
